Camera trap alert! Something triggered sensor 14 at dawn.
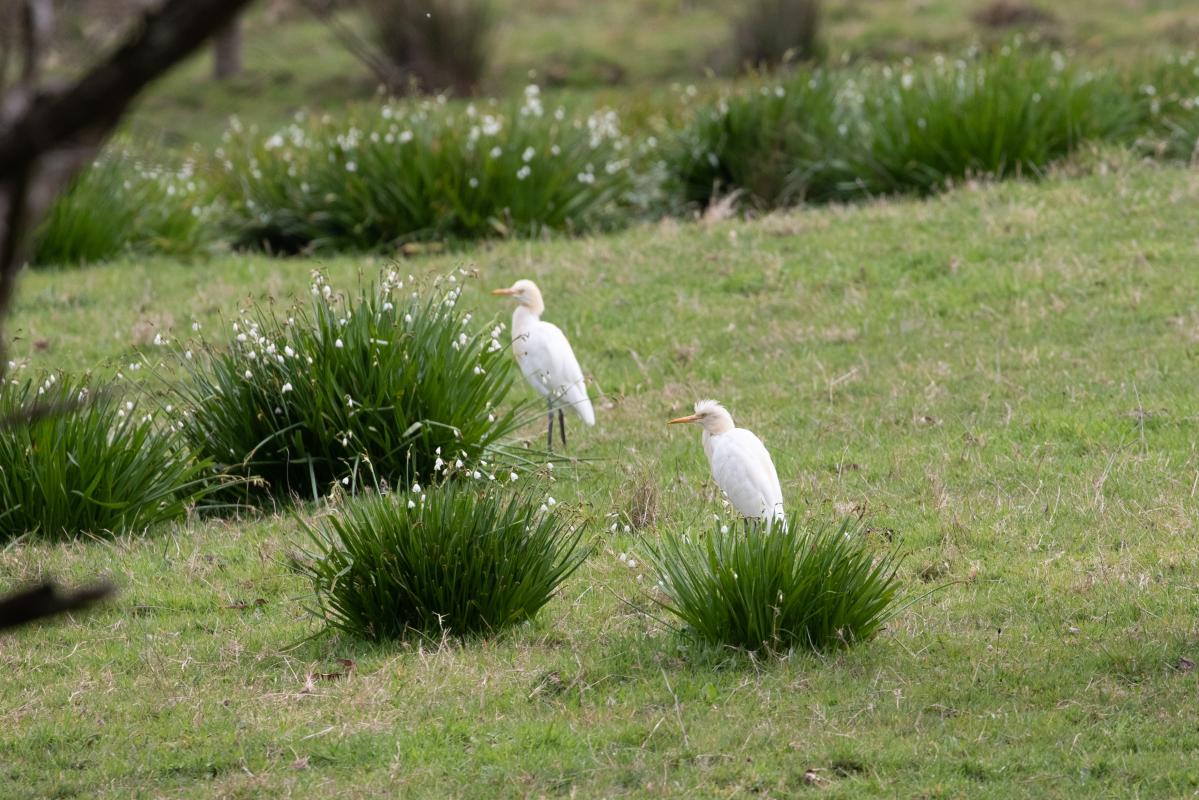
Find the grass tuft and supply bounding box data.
[299,483,588,639]
[174,271,526,505]
[0,374,210,541]
[31,149,216,267]
[215,93,634,253]
[647,518,903,653]
[670,48,1156,209]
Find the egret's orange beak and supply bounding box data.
[490,287,515,296]
[668,414,700,425]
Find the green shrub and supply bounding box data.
[853,50,1138,198]
[1133,54,1199,162]
[670,48,1150,209]
[31,149,216,267]
[300,483,587,639]
[363,0,493,95]
[0,374,210,541]
[216,91,634,253]
[646,518,903,653]
[733,0,821,72]
[175,271,526,504]
[669,69,854,208]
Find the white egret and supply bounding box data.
[669,399,784,524]
[491,279,595,450]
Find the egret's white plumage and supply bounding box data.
[670,399,784,523]
[492,279,594,448]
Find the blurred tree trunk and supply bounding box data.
[213,18,242,80]
[20,0,54,84]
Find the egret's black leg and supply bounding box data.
[546,399,554,452]
[558,409,567,448]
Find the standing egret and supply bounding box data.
[491,279,595,450]
[668,399,785,523]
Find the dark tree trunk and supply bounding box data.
[213,18,243,80]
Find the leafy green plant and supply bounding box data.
[299,483,588,639]
[669,48,1157,210]
[852,50,1138,198]
[215,91,634,253]
[668,69,853,208]
[0,374,211,541]
[646,518,903,653]
[31,149,216,267]
[175,271,526,504]
[363,0,494,95]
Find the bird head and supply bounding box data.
[668,399,735,434]
[491,279,545,315]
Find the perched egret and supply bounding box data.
[669,399,785,523]
[491,279,595,450]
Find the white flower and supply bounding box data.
[627,559,637,568]
[236,333,247,342]
[408,499,416,509]
[521,146,536,162]
[345,161,357,172]
[334,338,344,348]
[412,482,422,493]
[342,477,350,485]
[469,177,479,188]
[244,370,252,379]
[720,525,729,534]
[509,472,518,482]
[282,383,293,393]
[399,130,413,143]
[489,146,502,158]
[547,497,556,506]
[516,165,531,180]
[284,345,295,357]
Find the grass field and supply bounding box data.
[4,155,1199,797]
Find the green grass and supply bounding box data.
[4,157,1199,795]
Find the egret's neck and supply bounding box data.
[701,414,735,436]
[511,305,541,339]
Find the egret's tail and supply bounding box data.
[564,382,595,426]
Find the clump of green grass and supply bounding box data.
[669,68,852,208]
[670,48,1154,209]
[853,49,1138,197]
[1133,53,1199,162]
[364,0,494,95]
[0,374,211,542]
[175,271,526,504]
[216,91,634,253]
[647,518,903,653]
[31,149,217,267]
[300,483,588,639]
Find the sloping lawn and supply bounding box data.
[3,158,1199,797]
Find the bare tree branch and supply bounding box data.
[0,580,115,632]
[0,0,258,376]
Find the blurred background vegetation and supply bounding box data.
[25,0,1197,148]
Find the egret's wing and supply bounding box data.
[519,322,594,424]
[710,429,784,521]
